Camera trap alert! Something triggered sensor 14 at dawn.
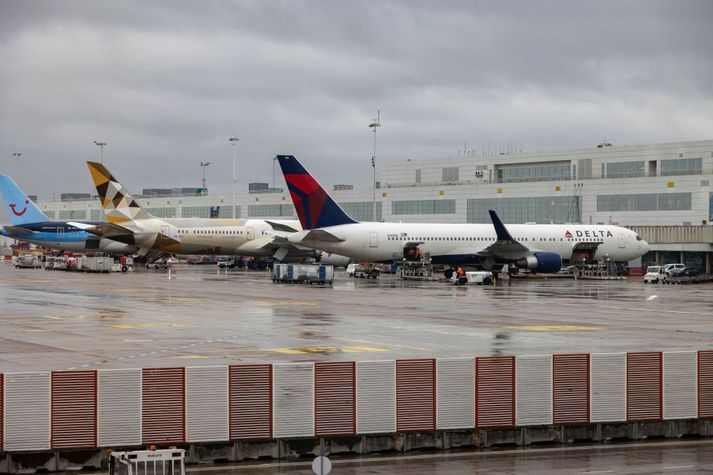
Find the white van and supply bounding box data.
[643,266,664,284]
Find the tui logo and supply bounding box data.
[9,200,28,216]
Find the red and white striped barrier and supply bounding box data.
[1,350,713,453]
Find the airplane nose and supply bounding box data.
[642,240,650,254]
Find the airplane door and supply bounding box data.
[247,227,255,240]
[619,235,626,248]
[160,225,170,237]
[56,227,64,242]
[369,231,378,248]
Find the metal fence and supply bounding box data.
[1,350,712,452]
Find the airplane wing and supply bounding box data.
[69,221,134,238]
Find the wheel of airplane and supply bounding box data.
[444,269,454,279]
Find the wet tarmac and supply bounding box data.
[1,261,712,372]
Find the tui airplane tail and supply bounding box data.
[276,155,357,230]
[0,175,49,225]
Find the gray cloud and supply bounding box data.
[0,0,712,204]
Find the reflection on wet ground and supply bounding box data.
[1,261,712,372]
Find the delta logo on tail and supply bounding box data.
[564,230,573,238]
[9,200,29,217]
[276,155,356,229]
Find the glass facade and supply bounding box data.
[59,210,87,220]
[90,209,106,221]
[392,199,456,215]
[466,196,580,224]
[182,206,239,218]
[442,167,459,182]
[248,204,295,217]
[605,161,645,178]
[145,207,177,218]
[44,210,55,219]
[497,162,571,183]
[596,193,691,212]
[338,201,382,221]
[660,158,702,176]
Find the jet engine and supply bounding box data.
[514,252,562,274]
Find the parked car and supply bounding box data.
[217,256,236,268]
[643,265,664,283]
[670,267,700,278]
[146,259,168,269]
[662,263,685,277]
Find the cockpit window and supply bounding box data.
[635,234,642,241]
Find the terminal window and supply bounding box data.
[660,158,702,176]
[248,204,295,217]
[339,201,382,221]
[596,193,691,212]
[497,163,571,183]
[466,196,580,224]
[604,161,645,179]
[145,207,177,218]
[392,199,456,215]
[59,210,87,220]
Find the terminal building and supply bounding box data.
[36,139,713,271]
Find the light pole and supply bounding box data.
[11,153,21,180]
[200,162,211,191]
[368,110,381,222]
[93,141,107,163]
[229,136,239,219]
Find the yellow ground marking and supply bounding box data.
[43,316,64,320]
[266,346,389,355]
[251,300,318,307]
[109,288,161,293]
[170,355,209,359]
[142,297,199,303]
[105,323,193,330]
[506,325,600,331]
[22,328,48,332]
[93,313,123,319]
[331,336,433,352]
[647,295,659,301]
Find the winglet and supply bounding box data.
[488,210,514,241]
[276,155,358,229]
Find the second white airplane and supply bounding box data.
[276,155,650,274]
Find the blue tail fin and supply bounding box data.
[276,155,357,229]
[0,175,48,225]
[488,210,514,241]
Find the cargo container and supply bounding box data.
[273,264,333,285]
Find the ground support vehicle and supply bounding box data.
[346,263,380,279]
[14,254,42,268]
[273,263,334,285]
[452,270,494,286]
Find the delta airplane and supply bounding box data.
[0,175,138,254]
[78,161,349,264]
[276,155,650,274]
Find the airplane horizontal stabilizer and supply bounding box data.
[264,220,300,233]
[3,225,38,235]
[303,229,345,243]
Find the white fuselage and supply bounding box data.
[288,222,649,263]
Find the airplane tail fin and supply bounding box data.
[86,161,152,224]
[276,155,358,230]
[0,175,49,225]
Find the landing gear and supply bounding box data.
[444,269,454,279]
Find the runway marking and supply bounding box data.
[332,336,433,352]
[22,328,48,332]
[267,345,389,355]
[43,316,64,320]
[105,323,193,329]
[251,299,318,307]
[506,325,600,331]
[109,288,161,293]
[170,355,209,359]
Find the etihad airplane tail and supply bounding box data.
[86,161,152,224]
[276,155,358,230]
[0,175,49,225]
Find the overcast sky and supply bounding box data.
[1,0,712,203]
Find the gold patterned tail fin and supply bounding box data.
[87,161,152,224]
